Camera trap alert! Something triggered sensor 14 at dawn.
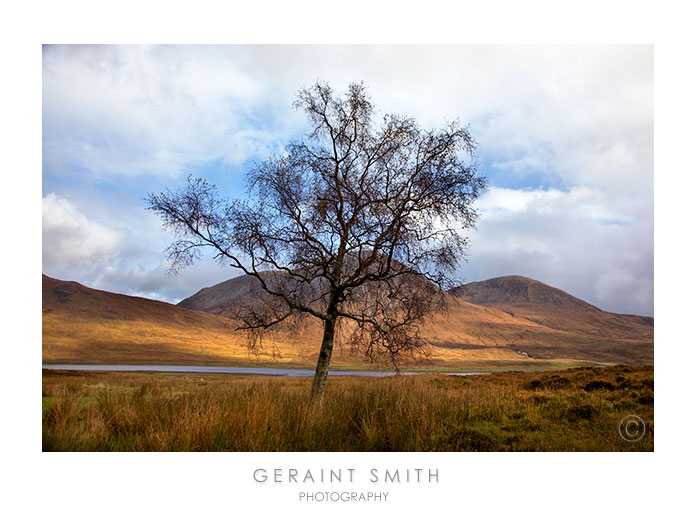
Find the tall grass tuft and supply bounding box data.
[42,366,654,451]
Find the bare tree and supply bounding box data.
[147,82,485,400]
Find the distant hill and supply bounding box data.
[42,272,653,368]
[43,275,251,365]
[449,275,653,340]
[179,272,280,315]
[178,273,653,365]
[450,275,597,309]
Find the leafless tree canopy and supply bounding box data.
[147,82,485,398]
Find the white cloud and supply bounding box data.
[42,45,653,315]
[42,192,236,304]
[43,45,653,187]
[42,193,124,271]
[595,271,653,315]
[42,45,303,178]
[90,258,240,304]
[476,186,624,220]
[460,186,653,315]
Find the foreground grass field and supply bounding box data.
[42,365,653,451]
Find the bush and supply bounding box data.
[637,393,654,405]
[584,380,615,392]
[565,404,598,421]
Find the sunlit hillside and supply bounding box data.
[43,274,653,369]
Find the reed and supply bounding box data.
[42,365,653,451]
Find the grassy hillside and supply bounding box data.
[43,274,653,368]
[450,275,654,341]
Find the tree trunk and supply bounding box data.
[310,315,337,402]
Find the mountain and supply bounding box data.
[43,275,252,365]
[450,275,598,309]
[449,275,653,341]
[179,271,289,315]
[42,274,392,367]
[178,273,653,365]
[43,272,653,368]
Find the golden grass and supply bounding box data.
[42,365,653,451]
[43,275,653,368]
[42,311,573,369]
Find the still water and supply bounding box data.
[42,363,485,377]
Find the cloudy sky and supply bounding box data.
[42,45,653,316]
